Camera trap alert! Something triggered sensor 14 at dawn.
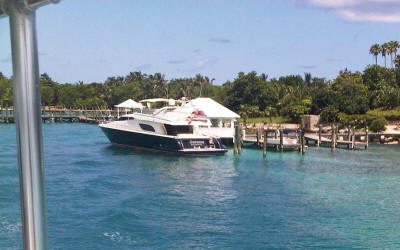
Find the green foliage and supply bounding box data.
[264,106,278,122]
[1,60,400,125]
[281,101,311,123]
[369,116,388,132]
[375,85,400,109]
[0,76,13,106]
[239,116,289,124]
[367,108,400,121]
[331,70,369,114]
[239,104,261,118]
[226,72,266,111]
[311,87,335,114]
[363,65,396,91]
[320,106,339,123]
[337,112,389,131]
[337,113,369,128]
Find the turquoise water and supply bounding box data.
[1,123,400,249]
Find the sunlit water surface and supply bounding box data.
[1,123,400,249]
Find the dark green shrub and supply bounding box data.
[320,105,339,123]
[281,103,310,123]
[369,116,388,132]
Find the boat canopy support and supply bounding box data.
[1,0,60,249]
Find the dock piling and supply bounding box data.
[279,129,283,152]
[365,126,369,150]
[233,121,238,155]
[335,126,339,145]
[238,124,242,154]
[347,126,351,149]
[331,124,336,151]
[318,124,322,147]
[5,107,9,123]
[301,129,305,155]
[263,129,267,159]
[256,127,260,147]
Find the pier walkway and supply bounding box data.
[304,133,368,149]
[243,134,302,150]
[0,107,118,124]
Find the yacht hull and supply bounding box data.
[100,126,227,156]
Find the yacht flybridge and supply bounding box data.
[99,106,227,156]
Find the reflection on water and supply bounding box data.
[106,144,239,205]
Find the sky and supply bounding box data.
[1,0,400,84]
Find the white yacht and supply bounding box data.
[99,106,227,156]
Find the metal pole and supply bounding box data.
[8,1,47,249]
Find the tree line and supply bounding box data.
[369,41,400,68]
[1,63,400,131]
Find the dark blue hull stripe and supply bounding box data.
[100,126,227,156]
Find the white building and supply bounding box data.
[183,98,240,144]
[115,99,143,117]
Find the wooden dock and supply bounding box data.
[240,127,306,156]
[0,107,119,124]
[243,135,302,150]
[304,133,368,149]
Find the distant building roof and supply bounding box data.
[115,99,143,109]
[184,98,240,119]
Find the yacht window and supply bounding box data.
[210,119,219,127]
[164,124,193,135]
[139,123,155,132]
[118,117,134,121]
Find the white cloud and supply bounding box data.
[303,0,400,8]
[195,59,209,68]
[181,58,219,72]
[337,9,400,22]
[295,0,400,22]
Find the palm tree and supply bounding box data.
[388,41,400,67]
[370,44,381,65]
[390,41,399,56]
[381,43,389,67]
[387,44,394,68]
[388,41,397,68]
[394,55,400,68]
